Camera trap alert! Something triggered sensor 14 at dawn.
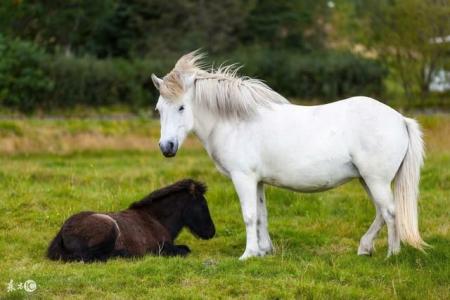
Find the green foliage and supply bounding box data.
[91,0,255,57]
[0,0,116,55]
[355,0,450,98]
[0,38,387,112]
[0,35,53,112]
[232,48,387,100]
[1,0,445,111]
[243,0,330,51]
[48,49,386,108]
[0,49,172,112]
[43,56,167,109]
[0,0,330,58]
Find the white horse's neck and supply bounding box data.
[192,105,218,148]
[191,101,283,149]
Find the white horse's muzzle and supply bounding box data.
[159,140,178,157]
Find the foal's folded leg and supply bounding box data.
[111,248,133,259]
[159,243,191,257]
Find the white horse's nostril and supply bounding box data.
[159,140,178,157]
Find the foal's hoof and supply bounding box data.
[177,245,191,256]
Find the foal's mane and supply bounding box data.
[160,50,290,119]
[129,179,207,209]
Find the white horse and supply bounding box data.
[151,51,427,260]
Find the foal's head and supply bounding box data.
[181,181,215,240]
[129,179,215,240]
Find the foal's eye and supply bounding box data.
[178,105,184,112]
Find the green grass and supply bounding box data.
[0,117,449,299]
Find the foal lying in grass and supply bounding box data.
[47,179,215,262]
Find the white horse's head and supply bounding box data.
[151,72,196,157]
[151,51,289,157]
[151,52,204,157]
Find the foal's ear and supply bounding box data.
[151,74,163,90]
[189,180,207,196]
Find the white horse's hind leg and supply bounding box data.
[358,205,384,255]
[363,179,401,256]
[257,182,273,254]
[231,173,266,260]
[358,179,385,255]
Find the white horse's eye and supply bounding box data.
[178,105,185,112]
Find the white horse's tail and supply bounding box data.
[394,117,428,250]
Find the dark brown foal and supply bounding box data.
[47,179,215,262]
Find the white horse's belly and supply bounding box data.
[206,96,408,192]
[253,104,359,191]
[264,176,354,192]
[260,154,359,192]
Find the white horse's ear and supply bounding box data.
[182,72,196,89]
[151,74,163,90]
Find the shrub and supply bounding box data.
[0,36,171,112]
[226,48,388,101]
[0,35,54,112]
[0,38,387,112]
[43,56,171,110]
[38,49,388,110]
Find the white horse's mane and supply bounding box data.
[161,51,290,119]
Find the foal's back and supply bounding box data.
[47,209,171,261]
[47,211,121,262]
[109,210,171,256]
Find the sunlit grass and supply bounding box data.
[0,116,448,299]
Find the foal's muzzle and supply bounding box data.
[159,140,178,157]
[203,226,216,240]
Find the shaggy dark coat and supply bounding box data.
[47,179,215,262]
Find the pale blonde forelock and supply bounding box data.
[160,50,290,117]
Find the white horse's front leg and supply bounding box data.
[257,182,273,254]
[232,173,265,260]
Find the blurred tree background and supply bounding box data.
[0,0,448,112]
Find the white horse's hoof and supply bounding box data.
[357,244,373,256]
[386,248,400,258]
[262,247,273,255]
[258,239,274,254]
[239,249,266,260]
[257,243,273,255]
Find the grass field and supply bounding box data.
[0,115,449,299]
